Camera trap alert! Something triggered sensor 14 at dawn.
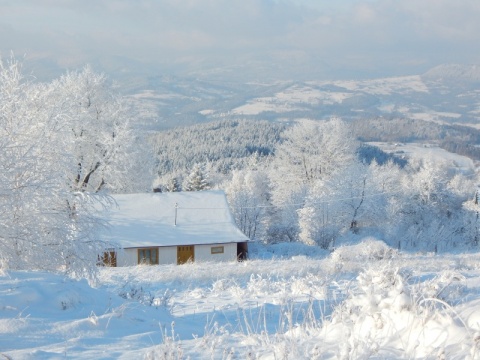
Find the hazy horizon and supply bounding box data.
[1,0,479,83]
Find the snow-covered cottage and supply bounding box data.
[101,190,249,266]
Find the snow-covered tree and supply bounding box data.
[50,65,153,194]
[0,58,157,278]
[298,160,401,248]
[387,159,471,251]
[165,176,181,192]
[270,118,357,197]
[224,168,271,240]
[268,118,358,243]
[463,185,480,247]
[0,57,113,278]
[183,163,211,191]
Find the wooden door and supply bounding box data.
[177,245,194,264]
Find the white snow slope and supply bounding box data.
[2,239,480,359]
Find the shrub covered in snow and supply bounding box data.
[324,264,475,359]
[330,237,397,263]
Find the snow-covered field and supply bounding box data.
[230,76,430,117]
[231,85,353,115]
[368,142,478,172]
[2,240,480,359]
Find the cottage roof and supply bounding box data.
[104,190,250,248]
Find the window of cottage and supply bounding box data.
[211,246,224,254]
[138,248,159,265]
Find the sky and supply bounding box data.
[1,0,479,82]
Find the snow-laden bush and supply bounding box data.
[330,237,397,264]
[324,266,414,358]
[118,284,154,306]
[145,322,184,360]
[412,270,467,305]
[323,264,474,359]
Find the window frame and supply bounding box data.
[137,247,159,265]
[211,246,224,254]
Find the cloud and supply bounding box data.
[353,4,377,24]
[0,0,479,80]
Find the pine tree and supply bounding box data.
[166,176,180,192]
[183,164,210,191]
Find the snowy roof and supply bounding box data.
[104,190,249,248]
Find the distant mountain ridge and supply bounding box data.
[127,63,480,132]
[422,64,480,84]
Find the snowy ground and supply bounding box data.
[2,239,480,359]
[369,142,478,172]
[230,76,429,117]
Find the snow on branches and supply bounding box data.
[0,57,152,278]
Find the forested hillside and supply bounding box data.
[150,119,284,184]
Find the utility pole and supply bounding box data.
[475,188,479,246]
[174,202,178,226]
